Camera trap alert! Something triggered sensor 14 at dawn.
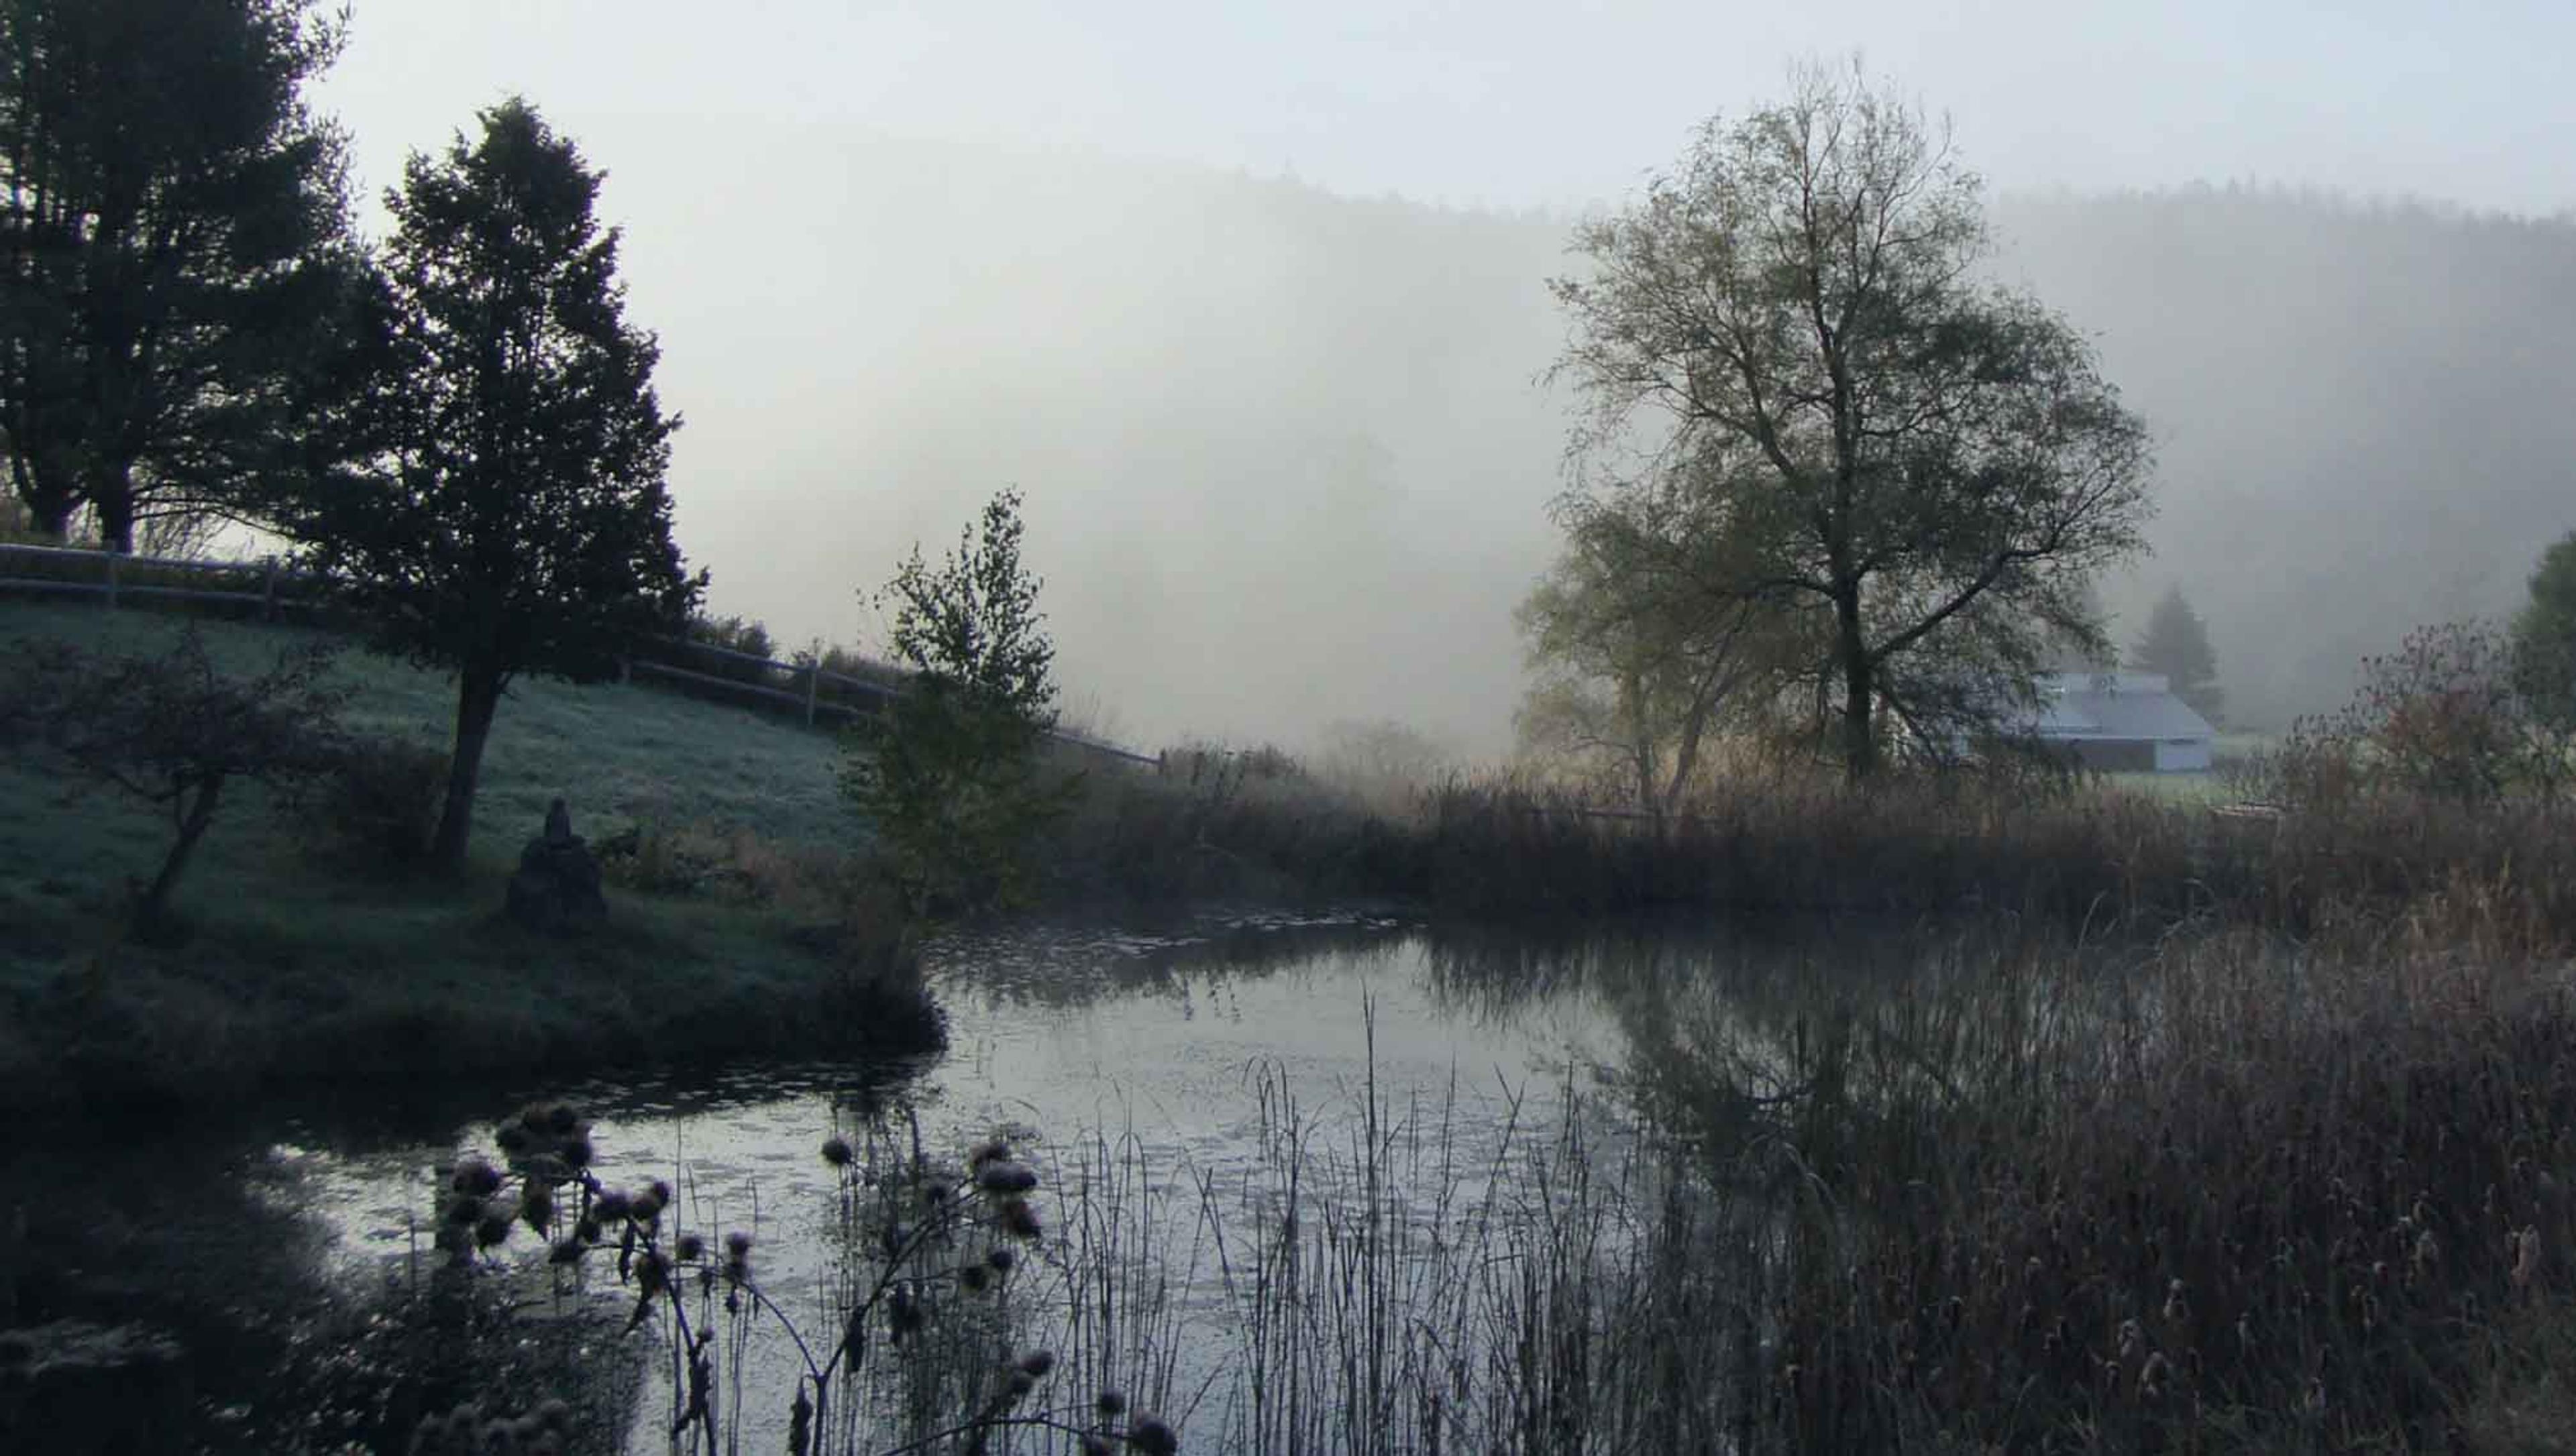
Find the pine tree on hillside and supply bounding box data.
[290,99,702,873]
[2130,585,2224,726]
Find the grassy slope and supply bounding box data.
[0,602,918,1113]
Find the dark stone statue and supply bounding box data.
[506,797,606,933]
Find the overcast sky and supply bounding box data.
[319,0,2572,220]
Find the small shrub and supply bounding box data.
[0,628,350,929]
[2246,620,2571,809]
[298,736,449,874]
[596,818,718,897]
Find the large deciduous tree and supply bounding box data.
[0,0,359,550]
[292,99,700,873]
[2129,583,2224,726]
[1549,63,2153,779]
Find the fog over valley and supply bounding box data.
[559,127,2576,748]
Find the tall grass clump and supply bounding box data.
[1067,734,2576,944]
[1589,887,2576,1451]
[1038,742,1417,907]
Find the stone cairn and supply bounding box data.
[505,797,607,933]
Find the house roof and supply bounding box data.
[2027,672,2214,743]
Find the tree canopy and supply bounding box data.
[1547,63,2153,778]
[2129,585,2224,726]
[0,0,360,551]
[290,98,700,871]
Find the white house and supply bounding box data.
[2024,671,2216,773]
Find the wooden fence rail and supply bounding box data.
[0,541,1161,769]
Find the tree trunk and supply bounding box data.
[1835,590,1876,781]
[138,775,223,925]
[92,464,136,555]
[1621,669,1657,816]
[10,455,78,541]
[28,496,74,541]
[431,666,505,874]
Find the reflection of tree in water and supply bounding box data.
[1417,914,2116,1179]
[925,914,1413,1013]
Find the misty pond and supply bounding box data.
[21,911,2035,1453]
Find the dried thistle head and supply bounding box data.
[520,1181,555,1235]
[977,1161,1040,1195]
[996,1197,1042,1241]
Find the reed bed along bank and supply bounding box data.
[1049,746,2576,940]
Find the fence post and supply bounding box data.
[803,663,820,728]
[261,555,278,622]
[103,552,118,610]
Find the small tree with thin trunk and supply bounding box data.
[288,99,701,873]
[0,628,346,932]
[841,489,1067,915]
[1516,465,1801,814]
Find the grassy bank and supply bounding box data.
[0,602,930,1117]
